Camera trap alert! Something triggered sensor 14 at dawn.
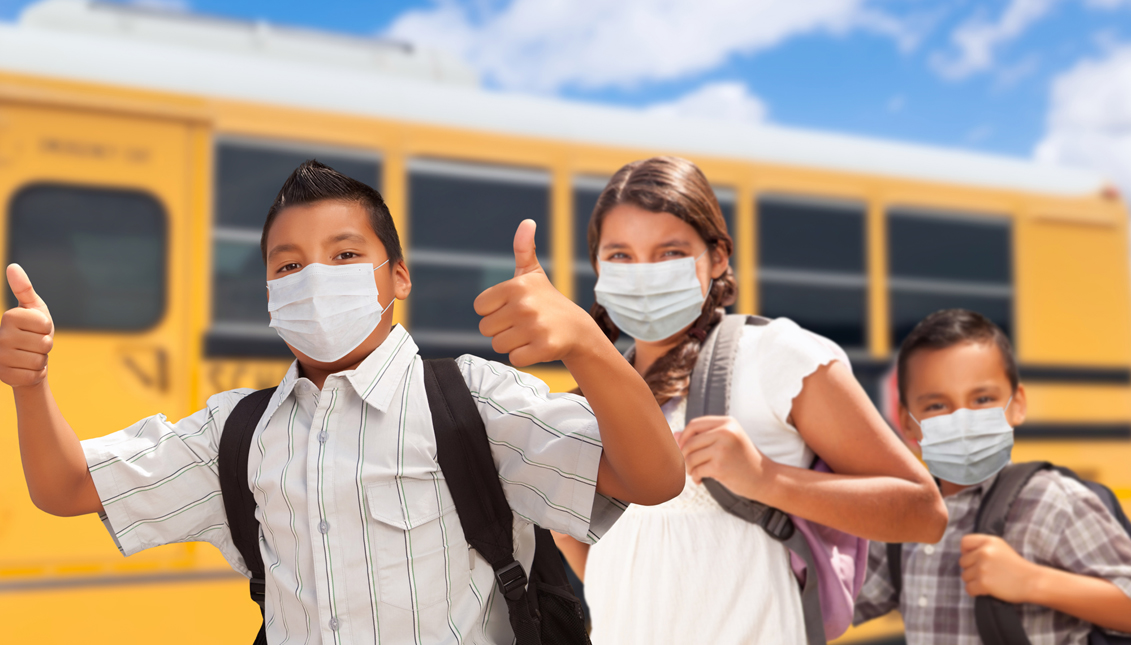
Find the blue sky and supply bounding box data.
[3,0,1130,186]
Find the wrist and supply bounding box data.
[561,317,613,366]
[737,456,779,503]
[1022,562,1057,605]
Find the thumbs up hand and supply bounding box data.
[474,220,602,367]
[0,264,55,388]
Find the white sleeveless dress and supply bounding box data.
[585,318,846,644]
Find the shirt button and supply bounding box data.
[923,544,935,555]
[318,431,328,444]
[319,520,330,534]
[329,617,339,631]
[918,596,928,608]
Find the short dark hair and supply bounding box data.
[897,309,1018,405]
[260,159,403,265]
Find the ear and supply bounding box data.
[392,259,412,300]
[710,245,729,279]
[1008,383,1027,427]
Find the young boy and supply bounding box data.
[0,160,684,644]
[853,308,1131,643]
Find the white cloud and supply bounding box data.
[931,0,1058,80]
[387,0,912,93]
[645,81,768,124]
[1034,44,1131,194]
[128,0,191,11]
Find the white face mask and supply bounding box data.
[267,261,390,363]
[594,252,707,342]
[911,398,1014,486]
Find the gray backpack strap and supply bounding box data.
[686,315,827,645]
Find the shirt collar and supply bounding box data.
[945,463,1011,502]
[270,325,419,413]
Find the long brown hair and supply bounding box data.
[587,156,737,404]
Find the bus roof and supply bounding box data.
[0,0,1109,197]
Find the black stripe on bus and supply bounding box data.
[1015,423,1131,440]
[1019,365,1131,384]
[0,570,244,593]
[205,331,292,358]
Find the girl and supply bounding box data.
[555,156,947,643]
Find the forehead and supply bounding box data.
[267,200,374,244]
[904,340,1010,395]
[599,204,700,244]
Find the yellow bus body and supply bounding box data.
[1,28,1129,645]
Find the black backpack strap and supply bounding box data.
[685,315,826,645]
[423,358,540,644]
[886,542,903,599]
[972,461,1052,645]
[218,387,277,645]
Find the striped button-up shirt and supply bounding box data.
[83,325,622,645]
[853,467,1131,644]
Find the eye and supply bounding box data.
[662,250,688,259]
[276,262,300,274]
[607,252,631,261]
[334,251,360,261]
[923,403,946,412]
[975,395,996,405]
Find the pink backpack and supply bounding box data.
[686,315,869,645]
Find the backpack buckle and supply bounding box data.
[249,577,266,609]
[494,561,528,601]
[758,508,795,541]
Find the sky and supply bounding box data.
[2,0,1130,192]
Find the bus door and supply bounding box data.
[0,99,232,636]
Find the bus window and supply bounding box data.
[757,195,867,348]
[6,184,166,330]
[888,209,1012,346]
[209,140,381,356]
[572,176,606,313]
[409,159,551,360]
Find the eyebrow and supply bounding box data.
[914,392,947,404]
[657,239,692,248]
[326,232,368,245]
[266,243,300,261]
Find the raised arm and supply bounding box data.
[474,220,684,506]
[1,264,103,517]
[680,361,946,543]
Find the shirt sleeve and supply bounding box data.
[457,354,624,544]
[853,540,901,625]
[1009,470,1131,630]
[81,389,254,574]
[755,318,851,428]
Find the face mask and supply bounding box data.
[267,261,390,363]
[594,253,707,342]
[911,398,1014,486]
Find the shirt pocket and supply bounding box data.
[365,476,469,611]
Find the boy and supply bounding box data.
[0,160,685,644]
[853,308,1131,644]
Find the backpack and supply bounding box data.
[686,314,870,645]
[216,358,591,645]
[885,462,1131,645]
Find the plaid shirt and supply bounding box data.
[854,467,1131,645]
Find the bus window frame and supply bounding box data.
[6,181,170,333]
[885,204,1015,346]
[755,191,870,349]
[407,157,552,358]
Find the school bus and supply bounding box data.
[0,1,1128,643]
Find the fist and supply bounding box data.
[474,220,599,367]
[0,264,54,388]
[677,415,768,497]
[959,534,1038,603]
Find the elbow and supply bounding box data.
[636,459,686,506]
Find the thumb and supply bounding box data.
[513,219,541,277]
[7,264,49,314]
